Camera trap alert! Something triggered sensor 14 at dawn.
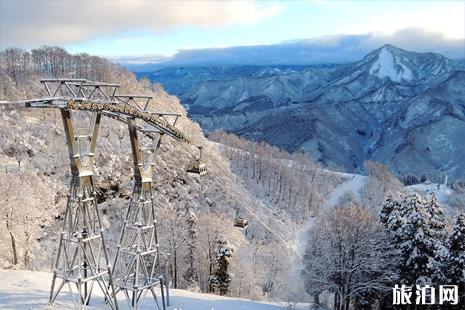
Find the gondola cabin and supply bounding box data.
[187,160,207,176]
[234,217,248,228]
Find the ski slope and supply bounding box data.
[0,270,308,310]
[296,173,367,248]
[322,173,367,209]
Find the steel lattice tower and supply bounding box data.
[43,80,119,309]
[112,96,167,310]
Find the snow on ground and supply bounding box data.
[296,173,367,250]
[322,173,367,209]
[369,47,412,82]
[407,183,453,205]
[0,270,308,310]
[292,173,367,276]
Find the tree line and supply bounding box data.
[0,46,133,99]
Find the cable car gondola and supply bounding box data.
[187,146,207,176]
[234,217,248,228]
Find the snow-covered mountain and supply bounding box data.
[141,44,465,180]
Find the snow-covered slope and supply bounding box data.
[0,270,308,310]
[369,46,413,82]
[407,183,453,205]
[321,173,367,208]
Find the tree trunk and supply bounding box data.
[173,248,177,289]
[8,230,18,266]
[345,283,351,310]
[24,249,30,269]
[334,292,339,310]
[208,251,213,292]
[313,292,320,307]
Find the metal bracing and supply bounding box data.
[42,79,119,101]
[114,94,181,128]
[42,79,120,309]
[112,113,166,310]
[49,108,119,309]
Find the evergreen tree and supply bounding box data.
[380,193,447,286]
[210,239,233,295]
[445,211,465,303]
[183,208,199,291]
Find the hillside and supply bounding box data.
[0,47,351,305]
[141,44,465,181]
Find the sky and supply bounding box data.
[0,0,464,64]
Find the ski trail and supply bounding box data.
[322,174,367,209]
[295,173,367,254]
[291,174,368,281]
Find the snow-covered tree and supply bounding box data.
[362,160,404,210]
[210,239,234,295]
[157,205,188,289]
[184,208,199,291]
[0,170,55,268]
[195,212,232,293]
[445,211,465,303]
[303,199,395,310]
[380,193,447,286]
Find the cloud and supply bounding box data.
[119,28,465,70]
[0,0,284,48]
[361,28,465,59]
[338,2,465,39]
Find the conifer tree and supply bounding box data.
[380,193,447,286]
[445,211,465,303]
[184,209,199,291]
[210,239,233,295]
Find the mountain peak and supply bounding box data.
[368,45,413,82]
[361,44,452,83]
[379,43,402,52]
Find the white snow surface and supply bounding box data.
[0,270,308,310]
[369,47,412,82]
[295,173,367,257]
[321,173,367,209]
[407,183,452,205]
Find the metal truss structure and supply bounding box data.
[44,80,120,310]
[10,79,206,310]
[111,96,175,310]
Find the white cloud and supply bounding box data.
[360,28,465,57]
[338,2,465,39]
[0,0,284,47]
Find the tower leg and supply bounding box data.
[111,119,166,309]
[49,179,119,309]
[112,183,164,309]
[49,108,118,309]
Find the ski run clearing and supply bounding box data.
[0,270,309,310]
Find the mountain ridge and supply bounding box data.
[139,44,465,181]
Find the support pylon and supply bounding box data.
[49,108,119,309]
[112,117,166,310]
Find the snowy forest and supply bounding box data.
[1,46,465,310]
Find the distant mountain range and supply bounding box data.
[137,44,465,180]
[120,29,465,71]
